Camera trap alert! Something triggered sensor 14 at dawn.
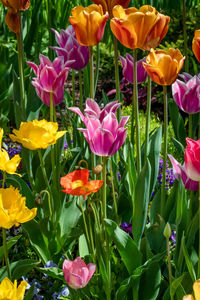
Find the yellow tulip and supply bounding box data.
[0,277,27,300]
[110,5,170,50]
[0,185,37,229]
[69,4,109,46]
[142,48,184,86]
[0,128,21,175]
[10,120,66,150]
[183,279,200,300]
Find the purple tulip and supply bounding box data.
[27,54,73,106]
[68,99,129,156]
[50,26,89,71]
[119,53,147,84]
[168,154,199,191]
[172,74,200,114]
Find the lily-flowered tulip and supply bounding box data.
[1,0,30,34]
[183,279,200,300]
[172,74,200,114]
[110,5,170,50]
[192,30,200,63]
[168,154,198,191]
[27,54,72,106]
[63,257,96,289]
[185,138,200,182]
[0,128,21,175]
[143,48,185,86]
[51,26,89,71]
[10,120,66,150]
[0,277,27,299]
[68,99,129,156]
[91,0,130,17]
[69,4,109,46]
[0,186,37,229]
[60,169,103,199]
[119,54,147,83]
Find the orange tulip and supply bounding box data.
[110,5,170,50]
[142,48,184,86]
[60,169,103,199]
[91,0,130,17]
[1,0,30,34]
[192,30,200,63]
[69,4,109,46]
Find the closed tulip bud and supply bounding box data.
[93,164,103,174]
[192,30,200,63]
[163,222,171,239]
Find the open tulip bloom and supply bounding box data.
[27,54,73,106]
[91,0,130,17]
[50,26,89,71]
[192,29,200,63]
[0,277,27,300]
[68,99,129,156]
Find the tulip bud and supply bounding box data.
[163,222,172,239]
[93,164,103,175]
[35,194,43,206]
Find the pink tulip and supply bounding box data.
[50,26,89,71]
[27,54,73,106]
[168,154,198,191]
[119,54,147,84]
[172,74,200,114]
[68,99,129,156]
[185,138,200,182]
[63,257,96,289]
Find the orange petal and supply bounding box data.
[192,30,200,63]
[5,8,20,34]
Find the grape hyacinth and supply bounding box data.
[157,158,176,189]
[121,222,132,234]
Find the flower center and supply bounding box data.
[71,180,84,190]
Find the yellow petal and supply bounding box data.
[193,279,200,300]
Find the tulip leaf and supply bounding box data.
[104,219,142,274]
[37,267,64,281]
[26,83,42,121]
[132,159,151,246]
[181,235,196,282]
[170,273,187,297]
[24,283,35,300]
[0,235,21,262]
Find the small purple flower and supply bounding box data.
[170,230,176,248]
[44,260,58,268]
[51,25,89,71]
[117,172,121,181]
[157,158,176,189]
[121,222,132,233]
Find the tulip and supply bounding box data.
[1,0,30,34]
[91,0,130,17]
[110,5,170,51]
[63,257,96,289]
[185,138,200,182]
[119,54,147,83]
[0,186,37,229]
[168,154,198,191]
[183,279,200,300]
[50,26,89,71]
[60,169,103,199]
[0,128,21,175]
[143,48,185,86]
[172,75,200,114]
[0,277,27,299]
[69,4,109,46]
[192,30,200,63]
[10,120,66,150]
[68,99,129,156]
[179,72,193,83]
[27,54,73,106]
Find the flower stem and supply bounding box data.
[72,70,75,106]
[89,46,94,99]
[189,114,192,138]
[144,75,151,161]
[182,0,189,72]
[16,11,25,120]
[50,92,53,122]
[161,86,168,217]
[2,172,6,188]
[47,0,53,61]
[109,158,119,224]
[167,237,173,300]
[198,181,200,278]
[113,35,121,120]
[79,70,83,111]
[132,49,141,174]
[102,156,107,219]
[79,197,91,254]
[3,228,11,279]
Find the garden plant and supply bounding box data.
[1,0,200,299]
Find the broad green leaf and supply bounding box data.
[37,267,64,281]
[0,235,21,262]
[182,235,196,282]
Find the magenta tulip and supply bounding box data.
[168,154,198,191]
[63,257,96,289]
[50,26,89,71]
[119,54,147,84]
[68,99,129,156]
[172,74,200,114]
[185,138,200,181]
[27,54,73,106]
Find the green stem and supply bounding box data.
[132,49,141,174]
[94,43,100,96]
[109,158,119,224]
[113,35,121,120]
[189,114,192,138]
[47,0,53,61]
[40,190,52,218]
[144,75,152,161]
[198,182,200,278]
[50,92,53,122]
[16,11,25,120]
[182,0,189,72]
[88,213,95,262]
[79,70,83,111]
[3,228,11,279]
[2,172,6,188]
[89,46,94,99]
[161,86,168,217]
[79,197,91,253]
[72,70,75,106]
[102,157,107,219]
[167,237,173,300]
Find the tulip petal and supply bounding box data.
[91,128,114,156]
[172,79,187,111]
[109,127,127,155]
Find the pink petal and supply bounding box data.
[86,99,100,117]
[68,107,86,124]
[26,61,38,75]
[39,54,51,67]
[91,128,114,156]
[109,128,127,155]
[119,116,130,128]
[172,79,187,111]
[102,112,118,138]
[87,263,96,283]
